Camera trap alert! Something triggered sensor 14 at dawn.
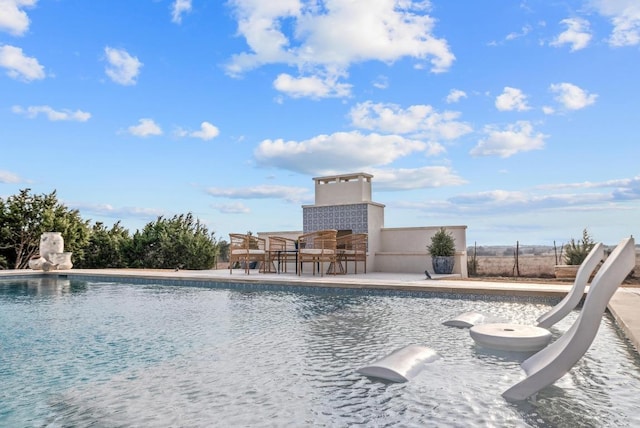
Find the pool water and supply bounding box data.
[1,278,639,427]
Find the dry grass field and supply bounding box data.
[469,251,640,285]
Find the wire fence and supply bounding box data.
[467,242,639,280]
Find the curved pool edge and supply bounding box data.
[608,289,640,354]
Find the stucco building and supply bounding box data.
[260,172,468,277]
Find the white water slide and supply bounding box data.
[446,243,606,330]
[535,242,605,328]
[502,236,636,401]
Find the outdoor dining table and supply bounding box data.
[272,249,344,275]
[273,249,298,274]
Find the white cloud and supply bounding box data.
[171,0,192,24]
[445,89,467,104]
[372,75,389,89]
[451,190,530,206]
[506,24,532,41]
[12,105,91,121]
[0,44,44,81]
[0,0,36,36]
[70,202,165,220]
[226,0,455,92]
[206,185,310,203]
[536,176,640,201]
[495,87,530,111]
[0,169,22,183]
[542,106,555,115]
[550,18,592,51]
[127,118,163,137]
[367,166,467,190]
[177,121,220,140]
[273,73,352,98]
[470,121,547,158]
[591,0,640,47]
[212,202,251,214]
[175,122,220,140]
[549,82,597,110]
[447,189,610,213]
[394,175,640,228]
[349,101,472,142]
[254,131,427,175]
[104,47,143,85]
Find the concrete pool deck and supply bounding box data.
[2,268,639,355]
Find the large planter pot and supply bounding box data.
[51,252,73,270]
[432,256,455,274]
[554,264,579,279]
[40,232,64,262]
[28,256,46,270]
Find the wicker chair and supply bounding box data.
[337,233,367,274]
[297,229,337,276]
[228,233,267,274]
[266,236,298,273]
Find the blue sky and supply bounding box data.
[1,0,638,246]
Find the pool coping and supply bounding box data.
[2,268,639,354]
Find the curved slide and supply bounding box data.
[536,243,605,328]
[502,237,636,401]
[446,243,605,330]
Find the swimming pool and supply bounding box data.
[1,277,639,427]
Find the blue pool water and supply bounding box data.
[1,277,640,427]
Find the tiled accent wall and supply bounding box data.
[303,204,368,234]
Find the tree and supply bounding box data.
[0,189,90,269]
[76,221,132,268]
[217,239,229,263]
[128,213,218,269]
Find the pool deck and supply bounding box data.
[2,268,639,354]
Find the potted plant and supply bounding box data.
[554,228,596,279]
[427,227,456,274]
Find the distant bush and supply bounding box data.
[563,229,596,265]
[75,221,131,269]
[1,188,223,270]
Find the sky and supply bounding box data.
[1,0,639,246]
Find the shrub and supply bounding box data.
[128,213,218,270]
[427,227,456,257]
[563,228,596,265]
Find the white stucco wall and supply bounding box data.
[314,173,373,205]
[375,226,468,277]
[258,231,302,242]
[366,203,384,272]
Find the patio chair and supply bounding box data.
[298,229,338,277]
[266,236,298,273]
[228,233,267,275]
[337,233,367,274]
[502,236,636,401]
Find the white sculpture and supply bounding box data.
[28,232,73,271]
